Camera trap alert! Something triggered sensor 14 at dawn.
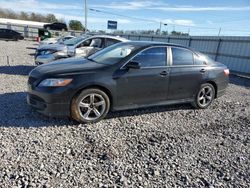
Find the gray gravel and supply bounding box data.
[0,40,249,187]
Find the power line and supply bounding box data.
[89,8,250,32]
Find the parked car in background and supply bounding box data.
[44,22,68,31]
[28,41,229,123]
[35,35,128,65]
[38,35,76,46]
[0,28,24,41]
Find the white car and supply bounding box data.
[39,35,76,46]
[35,35,129,65]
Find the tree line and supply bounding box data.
[0,8,63,23]
[0,8,85,30]
[0,8,188,35]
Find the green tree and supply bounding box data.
[20,11,29,20]
[171,31,189,36]
[46,14,58,23]
[69,20,84,30]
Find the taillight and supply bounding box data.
[224,69,230,76]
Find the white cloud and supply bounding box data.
[149,6,250,12]
[207,20,213,25]
[92,1,166,10]
[154,19,195,26]
[0,0,82,11]
[93,1,250,12]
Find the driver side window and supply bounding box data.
[77,39,91,48]
[132,47,167,68]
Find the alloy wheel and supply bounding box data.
[197,86,213,107]
[78,93,106,121]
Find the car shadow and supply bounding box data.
[106,104,192,120]
[0,65,36,76]
[0,92,74,128]
[26,47,37,50]
[0,92,193,128]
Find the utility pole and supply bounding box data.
[218,27,221,36]
[159,22,162,35]
[84,0,87,33]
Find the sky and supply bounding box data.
[0,0,250,36]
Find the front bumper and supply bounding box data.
[27,84,73,117]
[27,94,70,117]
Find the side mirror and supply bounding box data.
[126,61,141,69]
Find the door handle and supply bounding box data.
[200,69,206,73]
[160,71,168,76]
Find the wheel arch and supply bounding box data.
[72,84,114,109]
[206,80,218,98]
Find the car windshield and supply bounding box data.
[63,37,84,46]
[88,43,138,65]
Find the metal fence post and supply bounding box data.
[215,38,222,61]
[188,37,192,47]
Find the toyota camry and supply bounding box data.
[27,41,229,123]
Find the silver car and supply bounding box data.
[38,35,76,46]
[35,35,129,65]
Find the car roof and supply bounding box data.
[120,41,192,50]
[85,35,129,42]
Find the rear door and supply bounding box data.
[115,46,170,107]
[168,47,207,100]
[5,29,13,39]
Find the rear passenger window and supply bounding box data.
[106,39,119,47]
[194,54,206,65]
[172,48,194,66]
[132,47,167,67]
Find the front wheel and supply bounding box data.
[71,89,110,123]
[192,83,215,109]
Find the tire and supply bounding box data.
[13,36,18,41]
[192,83,215,109]
[71,88,110,123]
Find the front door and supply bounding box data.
[114,47,170,107]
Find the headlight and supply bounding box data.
[38,78,73,87]
[40,49,57,55]
[55,50,67,56]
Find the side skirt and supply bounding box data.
[112,98,194,111]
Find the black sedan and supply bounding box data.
[0,28,24,41]
[44,22,68,31]
[27,41,229,123]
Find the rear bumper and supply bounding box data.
[216,77,229,98]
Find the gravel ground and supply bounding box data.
[0,40,249,188]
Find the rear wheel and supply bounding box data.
[13,36,18,41]
[71,88,110,123]
[192,83,215,109]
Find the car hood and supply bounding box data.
[37,43,66,51]
[30,57,106,76]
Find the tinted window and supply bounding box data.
[172,48,194,66]
[106,39,119,47]
[132,47,167,67]
[90,38,103,48]
[89,43,138,65]
[194,54,206,65]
